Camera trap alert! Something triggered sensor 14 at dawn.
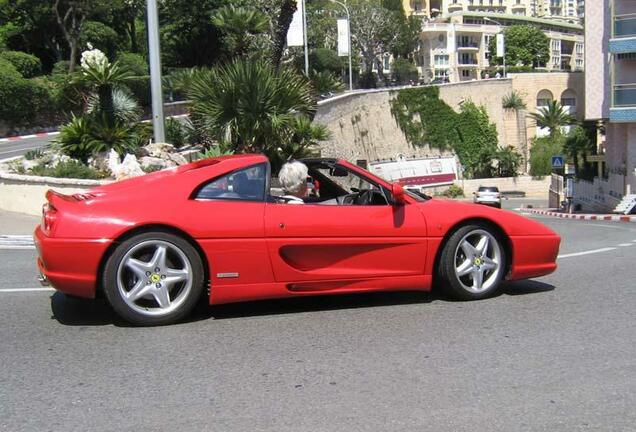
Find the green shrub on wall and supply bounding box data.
[390,87,504,179]
[529,135,565,176]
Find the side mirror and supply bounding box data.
[391,183,406,205]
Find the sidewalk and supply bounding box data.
[522,207,636,223]
[0,210,40,236]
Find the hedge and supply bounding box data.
[0,51,42,78]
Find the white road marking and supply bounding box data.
[558,247,617,259]
[0,288,54,293]
[618,243,633,247]
[0,246,36,250]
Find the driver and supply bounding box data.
[278,161,308,204]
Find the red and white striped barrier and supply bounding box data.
[523,208,636,222]
[0,131,59,143]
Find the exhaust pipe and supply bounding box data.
[38,273,50,287]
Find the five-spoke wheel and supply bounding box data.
[438,224,506,300]
[103,231,204,326]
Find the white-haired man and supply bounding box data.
[278,161,308,204]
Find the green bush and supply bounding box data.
[443,184,464,198]
[359,70,377,89]
[51,61,71,76]
[310,48,345,74]
[116,52,149,76]
[0,59,50,128]
[529,135,565,176]
[391,58,418,85]
[124,75,151,107]
[165,117,188,148]
[0,51,42,78]
[30,160,106,179]
[80,21,121,58]
[55,114,142,162]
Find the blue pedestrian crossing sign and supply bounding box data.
[551,156,564,169]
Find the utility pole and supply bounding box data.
[147,0,165,143]
[302,0,309,76]
[331,0,353,91]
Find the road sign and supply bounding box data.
[551,156,564,169]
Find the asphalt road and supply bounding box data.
[1,203,635,432]
[0,136,53,161]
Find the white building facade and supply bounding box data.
[417,12,584,83]
[582,0,636,210]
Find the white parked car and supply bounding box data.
[474,186,502,209]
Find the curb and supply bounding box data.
[523,208,636,222]
[0,132,60,143]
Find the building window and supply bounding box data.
[434,54,449,66]
[462,70,471,77]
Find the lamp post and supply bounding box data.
[302,0,309,76]
[147,0,165,143]
[330,0,353,91]
[483,17,506,78]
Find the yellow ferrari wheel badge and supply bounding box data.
[474,257,482,266]
[150,273,161,283]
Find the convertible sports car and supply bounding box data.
[34,154,560,326]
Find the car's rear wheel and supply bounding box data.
[438,224,506,300]
[103,231,205,326]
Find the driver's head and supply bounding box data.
[279,161,308,198]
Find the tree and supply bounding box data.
[529,100,575,138]
[391,58,418,85]
[488,25,549,69]
[564,125,594,176]
[159,0,224,68]
[454,101,500,178]
[270,0,297,68]
[349,0,397,84]
[502,90,528,170]
[187,59,317,159]
[529,134,565,176]
[495,146,522,177]
[212,5,269,59]
[54,0,95,72]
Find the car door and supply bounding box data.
[265,168,428,285]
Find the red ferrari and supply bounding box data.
[34,155,560,325]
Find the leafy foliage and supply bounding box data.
[29,159,106,179]
[391,58,418,85]
[443,184,464,198]
[0,51,42,77]
[529,100,576,137]
[115,52,148,76]
[0,58,50,128]
[502,90,527,110]
[211,5,269,59]
[79,21,120,58]
[495,146,523,177]
[55,113,143,162]
[188,59,317,155]
[529,134,565,176]
[391,88,511,179]
[311,70,345,95]
[488,25,550,68]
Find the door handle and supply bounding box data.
[279,223,285,229]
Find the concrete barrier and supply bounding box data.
[0,172,105,216]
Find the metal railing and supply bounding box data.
[613,84,636,107]
[614,13,636,38]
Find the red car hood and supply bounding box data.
[417,198,557,237]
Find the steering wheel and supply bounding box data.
[354,189,373,205]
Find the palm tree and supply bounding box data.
[529,100,575,138]
[271,0,297,68]
[187,59,318,160]
[502,90,528,170]
[563,126,593,175]
[211,5,269,58]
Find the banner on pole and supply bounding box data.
[337,19,350,56]
[286,0,305,47]
[496,33,505,58]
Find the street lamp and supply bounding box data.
[483,17,506,78]
[329,0,353,91]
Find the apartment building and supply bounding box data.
[584,0,636,207]
[403,0,583,21]
[417,12,584,83]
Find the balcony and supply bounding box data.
[448,4,463,12]
[610,84,636,122]
[457,41,479,50]
[611,14,636,54]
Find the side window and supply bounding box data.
[195,163,266,201]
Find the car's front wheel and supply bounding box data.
[438,224,506,300]
[103,231,205,326]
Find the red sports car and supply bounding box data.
[34,155,560,326]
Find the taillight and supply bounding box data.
[41,203,57,235]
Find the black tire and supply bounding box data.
[102,231,205,326]
[437,224,506,300]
